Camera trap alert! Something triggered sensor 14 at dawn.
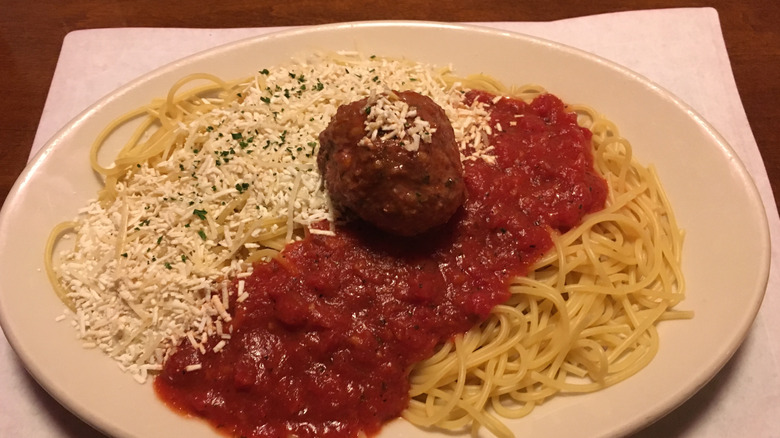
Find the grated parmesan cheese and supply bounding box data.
[362,92,435,152]
[185,364,202,372]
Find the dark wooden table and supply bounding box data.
[1,0,778,212]
[0,1,778,437]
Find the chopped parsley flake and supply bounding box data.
[235,183,250,193]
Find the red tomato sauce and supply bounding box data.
[154,91,608,438]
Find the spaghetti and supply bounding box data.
[46,52,688,436]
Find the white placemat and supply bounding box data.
[3,7,779,437]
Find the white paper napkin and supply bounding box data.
[3,7,779,437]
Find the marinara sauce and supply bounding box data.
[154,91,608,438]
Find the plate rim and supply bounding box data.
[0,19,771,438]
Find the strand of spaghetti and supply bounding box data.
[113,129,179,168]
[610,301,668,363]
[547,290,601,379]
[423,330,484,393]
[526,301,570,374]
[536,197,650,262]
[453,384,515,438]
[552,231,568,291]
[206,219,285,271]
[433,360,498,432]
[599,138,633,192]
[89,106,152,176]
[492,342,531,389]
[245,248,280,264]
[44,221,78,310]
[462,313,527,368]
[285,171,304,242]
[410,309,527,396]
[650,168,687,297]
[657,309,694,320]
[573,338,610,381]
[215,191,251,223]
[403,335,470,427]
[490,393,535,420]
[246,225,289,244]
[160,73,231,128]
[507,378,559,403]
[409,350,460,396]
[117,115,171,159]
[651,165,685,254]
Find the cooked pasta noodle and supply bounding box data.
[45,52,688,435]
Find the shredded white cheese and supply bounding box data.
[185,364,202,372]
[362,92,435,152]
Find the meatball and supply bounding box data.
[318,90,465,236]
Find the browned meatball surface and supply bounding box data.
[318,90,465,236]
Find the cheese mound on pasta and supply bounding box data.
[49,53,493,382]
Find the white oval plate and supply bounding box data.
[0,21,770,438]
